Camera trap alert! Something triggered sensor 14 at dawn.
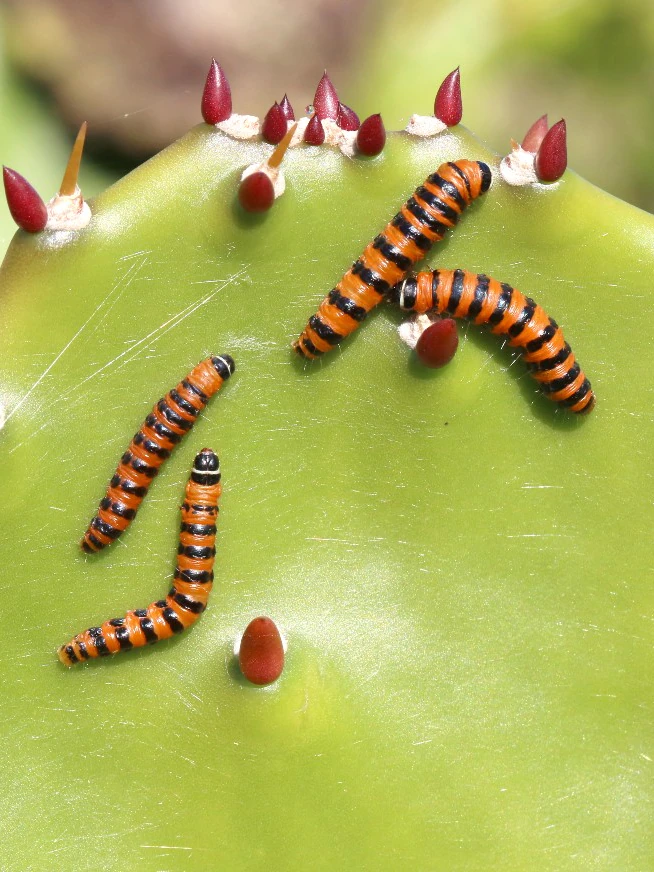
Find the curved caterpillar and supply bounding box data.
[390,269,595,413]
[59,449,221,665]
[293,159,492,359]
[81,354,234,553]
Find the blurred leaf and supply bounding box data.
[351,0,654,211]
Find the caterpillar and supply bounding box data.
[293,159,492,359]
[81,354,234,553]
[59,448,221,665]
[390,269,595,413]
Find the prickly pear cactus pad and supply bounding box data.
[0,111,652,869]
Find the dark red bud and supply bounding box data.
[416,318,459,368]
[337,102,360,131]
[201,58,232,124]
[238,172,275,213]
[534,119,567,182]
[313,71,339,120]
[3,166,48,232]
[304,113,325,145]
[434,67,462,126]
[356,114,386,157]
[521,114,549,152]
[279,94,295,122]
[239,616,285,685]
[261,102,287,144]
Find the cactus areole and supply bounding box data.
[0,60,651,872]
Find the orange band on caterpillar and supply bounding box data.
[293,159,492,359]
[60,449,221,665]
[81,355,234,553]
[391,269,595,413]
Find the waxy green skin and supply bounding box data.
[0,126,651,870]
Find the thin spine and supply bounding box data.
[266,122,298,169]
[59,122,87,196]
[390,269,594,413]
[293,159,492,359]
[80,355,234,553]
[60,450,222,666]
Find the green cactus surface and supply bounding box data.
[0,124,652,871]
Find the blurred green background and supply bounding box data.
[1,0,653,256]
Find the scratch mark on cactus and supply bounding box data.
[468,352,496,381]
[520,484,564,490]
[85,254,152,342]
[503,532,572,538]
[306,536,360,546]
[140,845,194,852]
[504,354,522,370]
[8,266,247,453]
[5,254,150,426]
[107,266,247,373]
[8,266,246,455]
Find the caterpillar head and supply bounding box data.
[192,449,221,485]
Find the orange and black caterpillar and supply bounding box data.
[81,354,234,553]
[293,159,492,359]
[390,269,595,413]
[59,449,221,665]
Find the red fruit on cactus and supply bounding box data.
[238,172,275,213]
[356,114,386,156]
[201,58,232,124]
[535,119,567,182]
[434,67,462,126]
[337,102,360,131]
[312,71,339,120]
[304,113,326,145]
[521,114,549,153]
[3,166,48,233]
[262,102,287,145]
[238,617,285,685]
[279,94,295,122]
[415,319,459,369]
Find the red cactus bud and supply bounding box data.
[261,102,287,145]
[238,172,275,213]
[279,94,295,122]
[238,616,285,685]
[434,67,462,126]
[337,102,360,131]
[201,58,232,124]
[416,319,459,368]
[3,166,48,233]
[521,114,549,153]
[313,71,339,120]
[535,119,567,182]
[356,114,386,157]
[304,113,325,145]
